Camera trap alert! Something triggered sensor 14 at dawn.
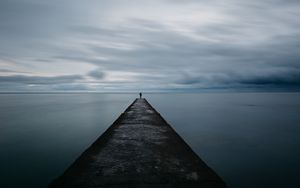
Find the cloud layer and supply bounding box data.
[0,0,299,91]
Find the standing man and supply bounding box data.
[139,92,142,98]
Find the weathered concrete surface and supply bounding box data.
[49,98,226,188]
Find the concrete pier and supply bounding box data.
[49,98,226,188]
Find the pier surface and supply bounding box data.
[50,98,226,188]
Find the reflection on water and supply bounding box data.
[0,93,300,188]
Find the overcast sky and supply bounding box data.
[0,0,299,92]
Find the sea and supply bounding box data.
[0,93,299,188]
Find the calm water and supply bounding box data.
[0,93,300,188]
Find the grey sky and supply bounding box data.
[0,0,299,92]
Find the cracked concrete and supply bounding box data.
[49,98,226,188]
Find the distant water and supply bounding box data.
[0,93,300,188]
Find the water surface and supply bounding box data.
[0,93,299,188]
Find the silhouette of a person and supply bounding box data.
[139,92,142,98]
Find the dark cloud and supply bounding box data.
[239,73,300,87]
[0,75,83,85]
[176,69,300,90]
[88,69,105,79]
[0,69,31,74]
